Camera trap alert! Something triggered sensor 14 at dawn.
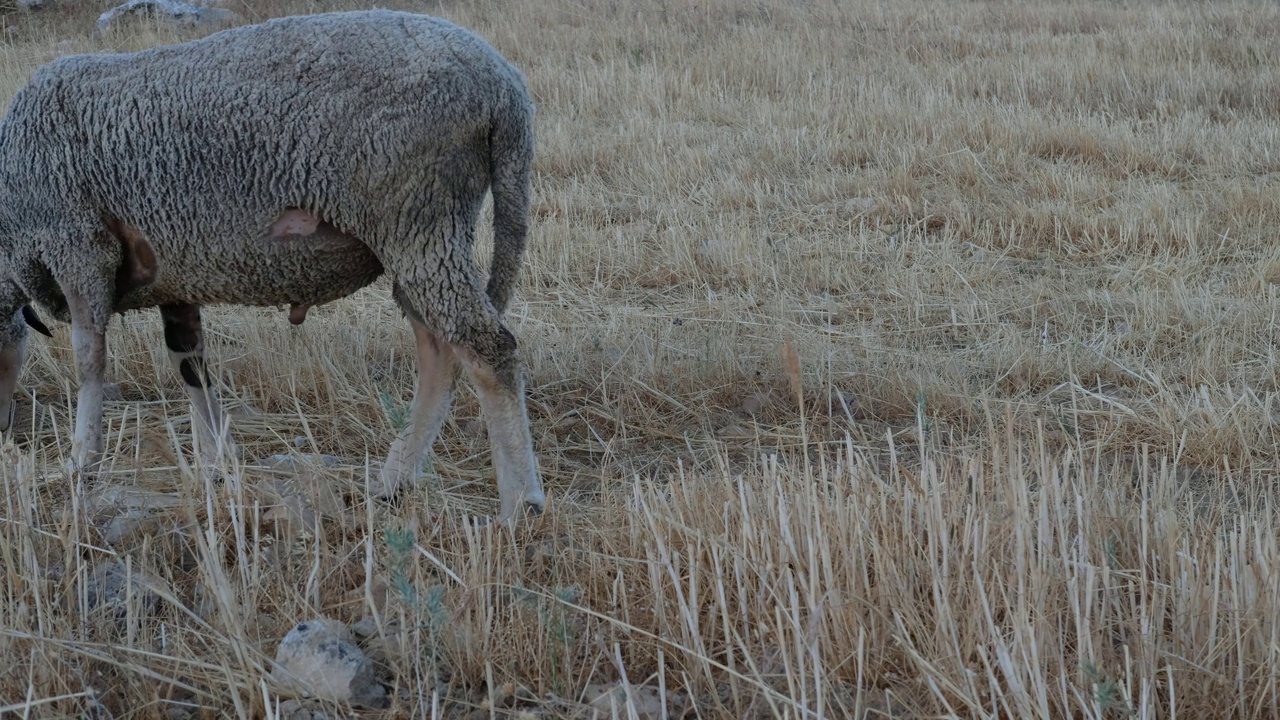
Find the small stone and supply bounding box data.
[275,699,308,720]
[87,561,163,617]
[349,615,378,639]
[272,618,387,709]
[739,392,768,416]
[101,509,159,545]
[583,683,680,719]
[843,196,876,212]
[85,485,181,546]
[836,392,867,420]
[254,476,346,539]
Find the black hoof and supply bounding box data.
[379,486,407,508]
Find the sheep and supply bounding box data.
[0,9,547,523]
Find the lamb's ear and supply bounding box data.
[21,306,52,337]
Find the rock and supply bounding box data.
[835,391,868,420]
[349,615,379,639]
[739,391,769,416]
[274,699,329,720]
[350,615,404,667]
[85,484,182,546]
[581,683,683,719]
[253,453,343,471]
[843,196,876,212]
[17,0,44,10]
[272,618,387,709]
[254,476,347,539]
[86,560,164,618]
[96,0,240,33]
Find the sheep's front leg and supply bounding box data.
[374,319,459,498]
[160,304,236,481]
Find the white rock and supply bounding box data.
[96,0,240,33]
[17,0,44,10]
[272,618,387,709]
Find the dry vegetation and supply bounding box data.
[3,0,1280,716]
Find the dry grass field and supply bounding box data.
[3,0,1280,716]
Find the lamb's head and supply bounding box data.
[0,298,51,433]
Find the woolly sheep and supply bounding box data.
[0,10,546,523]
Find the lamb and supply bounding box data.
[0,10,547,523]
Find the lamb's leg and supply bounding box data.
[160,304,235,480]
[66,288,109,475]
[0,306,29,434]
[374,317,459,498]
[0,334,25,433]
[392,275,545,524]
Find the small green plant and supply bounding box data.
[384,527,417,606]
[1104,536,1120,571]
[1083,660,1132,717]
[384,528,451,683]
[512,584,581,695]
[378,388,410,434]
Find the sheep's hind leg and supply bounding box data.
[373,315,460,498]
[65,288,110,477]
[160,304,236,482]
[392,277,545,524]
[456,342,545,524]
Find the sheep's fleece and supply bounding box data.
[0,10,546,522]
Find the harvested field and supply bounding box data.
[3,0,1280,717]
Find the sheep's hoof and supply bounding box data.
[370,461,419,502]
[493,498,546,527]
[195,456,235,487]
[63,452,104,484]
[378,485,408,508]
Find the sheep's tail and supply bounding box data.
[485,94,535,315]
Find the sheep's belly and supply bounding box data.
[129,227,385,310]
